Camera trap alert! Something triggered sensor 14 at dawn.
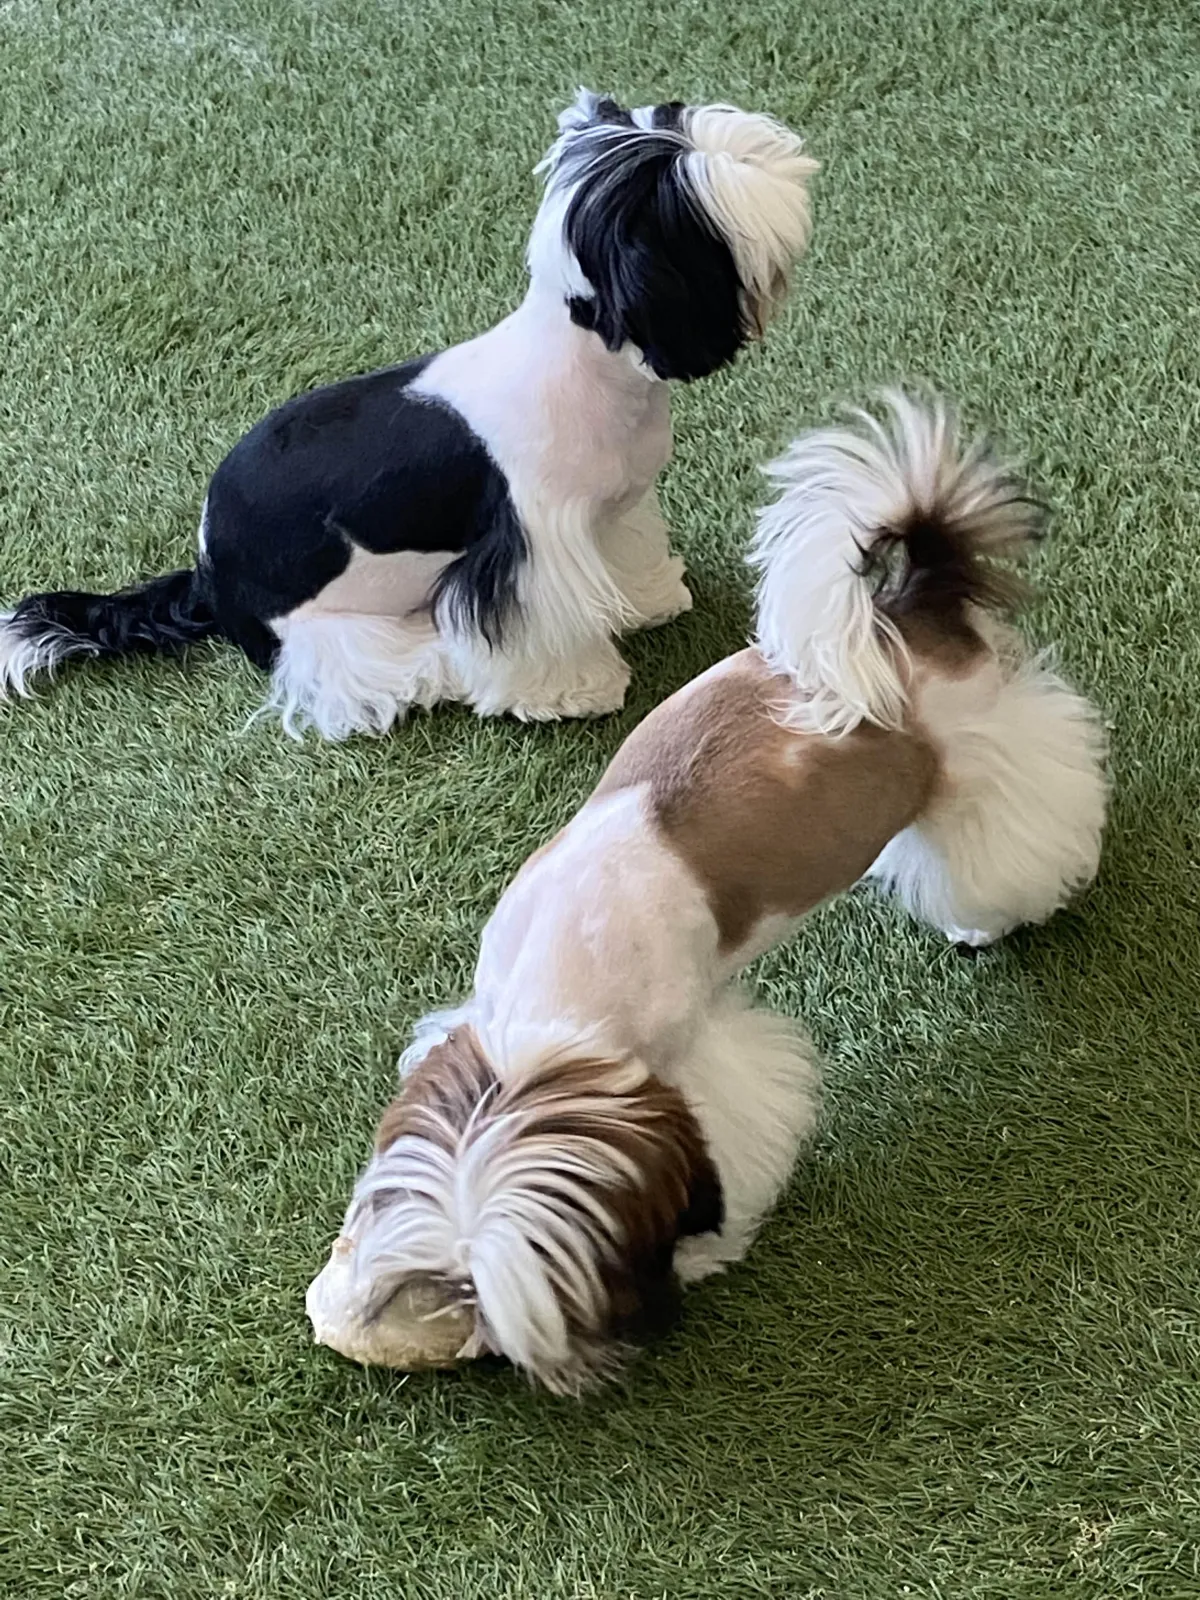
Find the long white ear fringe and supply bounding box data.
[681,105,818,329]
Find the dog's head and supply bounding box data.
[307,1026,724,1394]
[527,89,818,381]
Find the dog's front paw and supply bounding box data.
[674,1231,745,1282]
[945,924,1003,950]
[510,673,630,722]
[638,578,694,629]
[625,556,693,630]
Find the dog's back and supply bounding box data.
[595,648,939,958]
[599,389,1106,954]
[744,390,1106,945]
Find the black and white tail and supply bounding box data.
[0,568,216,700]
[748,390,1042,736]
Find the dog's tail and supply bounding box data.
[0,567,218,701]
[748,390,1042,736]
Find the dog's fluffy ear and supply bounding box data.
[537,100,816,381]
[522,1057,725,1373]
[606,1128,726,1349]
[326,1032,727,1394]
[561,133,747,381]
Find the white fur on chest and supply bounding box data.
[413,293,673,516]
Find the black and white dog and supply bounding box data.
[0,92,817,737]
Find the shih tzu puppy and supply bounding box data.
[0,91,817,738]
[307,391,1107,1392]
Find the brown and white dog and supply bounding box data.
[307,392,1107,1393]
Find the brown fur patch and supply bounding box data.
[594,648,940,952]
[866,506,1031,637]
[499,1055,723,1331]
[372,1031,722,1357]
[374,1029,496,1154]
[895,612,989,676]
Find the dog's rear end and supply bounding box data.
[750,390,1108,945]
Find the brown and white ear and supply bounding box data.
[464,1055,725,1392]
[599,1130,726,1353]
[307,1031,727,1395]
[307,1030,498,1373]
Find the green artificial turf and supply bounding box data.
[2,0,1199,1594]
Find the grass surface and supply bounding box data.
[3,0,1200,1595]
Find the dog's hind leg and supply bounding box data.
[261,613,460,740]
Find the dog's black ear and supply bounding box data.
[647,101,686,131]
[563,135,747,381]
[677,1150,725,1239]
[590,96,634,126]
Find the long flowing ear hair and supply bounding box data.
[349,1028,724,1394]
[529,90,817,382]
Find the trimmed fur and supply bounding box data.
[313,786,822,1394]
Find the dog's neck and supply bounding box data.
[515,282,662,394]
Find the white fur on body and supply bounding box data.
[401,783,819,1253]
[0,293,684,734]
[333,598,1106,1385]
[267,292,679,737]
[2,93,815,730]
[869,647,1108,944]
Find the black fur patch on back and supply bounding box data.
[559,114,746,381]
[202,355,527,664]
